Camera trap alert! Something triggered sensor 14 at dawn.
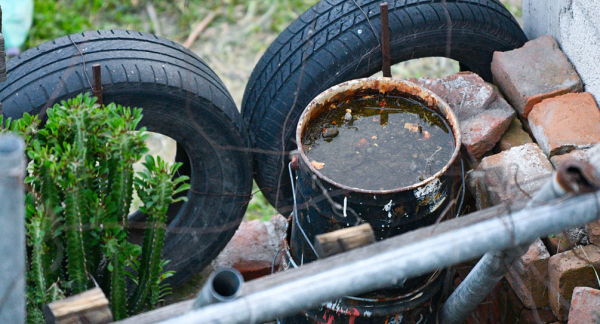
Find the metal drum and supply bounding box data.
[285,78,463,323]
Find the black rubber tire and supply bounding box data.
[0,30,253,287]
[242,0,527,213]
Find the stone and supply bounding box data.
[568,287,600,324]
[524,0,600,104]
[587,221,600,246]
[519,307,558,323]
[409,72,515,159]
[506,239,551,309]
[550,149,590,169]
[528,93,600,157]
[494,118,533,153]
[548,244,600,320]
[473,143,553,206]
[213,215,287,280]
[544,232,578,256]
[491,36,583,118]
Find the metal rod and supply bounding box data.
[0,135,26,323]
[192,269,244,309]
[380,3,391,78]
[160,190,600,324]
[92,64,103,106]
[440,159,600,324]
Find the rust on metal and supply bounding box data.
[380,3,392,78]
[556,159,600,193]
[295,77,462,195]
[92,64,104,106]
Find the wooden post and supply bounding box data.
[43,288,113,324]
[92,64,103,106]
[314,223,376,258]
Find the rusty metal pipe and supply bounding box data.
[440,159,600,324]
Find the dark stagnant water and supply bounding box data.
[302,94,455,191]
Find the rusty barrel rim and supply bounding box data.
[295,77,462,195]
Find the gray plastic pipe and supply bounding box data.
[160,188,600,324]
[192,268,244,309]
[0,135,26,324]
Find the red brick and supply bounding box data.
[213,215,287,280]
[550,149,591,169]
[544,232,577,256]
[409,72,515,159]
[506,239,550,308]
[568,287,600,324]
[548,245,600,320]
[528,92,600,157]
[519,307,558,323]
[473,143,553,206]
[491,36,583,118]
[494,118,533,153]
[587,221,600,246]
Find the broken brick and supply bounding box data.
[568,287,600,324]
[409,72,515,159]
[544,232,578,256]
[491,36,583,118]
[506,238,550,308]
[472,143,553,206]
[548,245,600,320]
[494,118,533,153]
[528,93,600,157]
[550,149,591,169]
[213,215,287,280]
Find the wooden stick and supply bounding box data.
[184,12,216,49]
[92,64,103,106]
[380,3,392,78]
[43,288,112,324]
[314,224,376,257]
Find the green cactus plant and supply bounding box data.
[3,93,188,321]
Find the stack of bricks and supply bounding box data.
[457,35,600,323]
[402,35,600,322]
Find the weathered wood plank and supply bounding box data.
[43,288,112,324]
[314,223,375,257]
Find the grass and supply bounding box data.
[27,0,316,47]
